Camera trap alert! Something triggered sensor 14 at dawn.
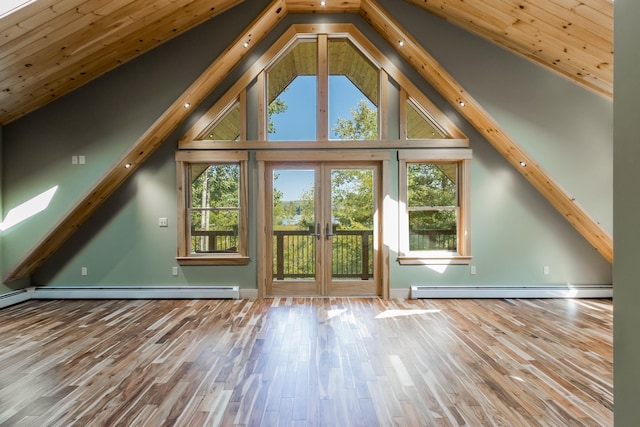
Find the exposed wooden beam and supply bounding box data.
[360,0,613,262]
[4,0,289,282]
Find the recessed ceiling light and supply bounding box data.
[184,102,191,108]
[458,100,466,107]
[125,163,132,169]
[398,40,405,47]
[320,0,326,6]
[519,161,527,167]
[243,41,250,48]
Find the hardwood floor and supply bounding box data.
[0,297,612,426]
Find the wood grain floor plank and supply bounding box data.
[0,297,612,426]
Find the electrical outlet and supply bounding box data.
[81,267,87,276]
[72,155,78,165]
[172,266,179,276]
[79,155,85,165]
[470,265,477,275]
[159,217,168,227]
[543,266,550,275]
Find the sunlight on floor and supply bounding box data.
[375,308,441,319]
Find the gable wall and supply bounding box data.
[0,0,611,291]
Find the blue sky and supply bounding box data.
[273,169,314,202]
[269,75,375,141]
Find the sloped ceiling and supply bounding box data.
[0,0,612,125]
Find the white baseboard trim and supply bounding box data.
[410,284,612,299]
[1,284,612,308]
[0,288,34,309]
[389,288,411,299]
[32,285,240,300]
[239,289,259,299]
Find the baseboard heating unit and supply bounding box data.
[31,285,240,300]
[0,289,33,309]
[410,285,612,299]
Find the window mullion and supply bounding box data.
[317,34,328,141]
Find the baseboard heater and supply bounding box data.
[0,289,33,309]
[31,286,240,300]
[410,284,612,299]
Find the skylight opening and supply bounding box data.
[0,0,38,19]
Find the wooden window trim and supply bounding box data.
[398,149,471,265]
[176,150,249,265]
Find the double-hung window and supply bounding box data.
[175,151,249,265]
[398,149,471,264]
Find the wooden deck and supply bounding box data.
[0,297,612,426]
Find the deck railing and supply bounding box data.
[192,228,456,279]
[272,229,374,280]
[191,230,238,253]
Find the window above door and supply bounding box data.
[178,24,468,150]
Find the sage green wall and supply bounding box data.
[0,125,7,295]
[2,2,612,290]
[614,0,640,423]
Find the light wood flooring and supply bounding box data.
[0,297,613,426]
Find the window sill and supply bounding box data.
[177,255,250,266]
[397,255,472,266]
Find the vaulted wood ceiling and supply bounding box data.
[0,0,612,126]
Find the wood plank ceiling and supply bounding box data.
[0,0,613,126]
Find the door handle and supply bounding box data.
[325,223,333,240]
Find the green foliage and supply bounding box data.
[332,99,378,140]
[190,164,240,252]
[268,97,288,134]
[331,169,373,230]
[407,163,457,232]
[191,164,239,208]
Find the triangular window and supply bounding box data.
[406,98,445,139]
[202,101,241,141]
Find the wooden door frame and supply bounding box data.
[257,150,390,298]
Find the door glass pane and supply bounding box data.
[267,40,317,140]
[330,169,374,280]
[272,169,316,280]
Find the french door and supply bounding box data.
[263,161,381,296]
